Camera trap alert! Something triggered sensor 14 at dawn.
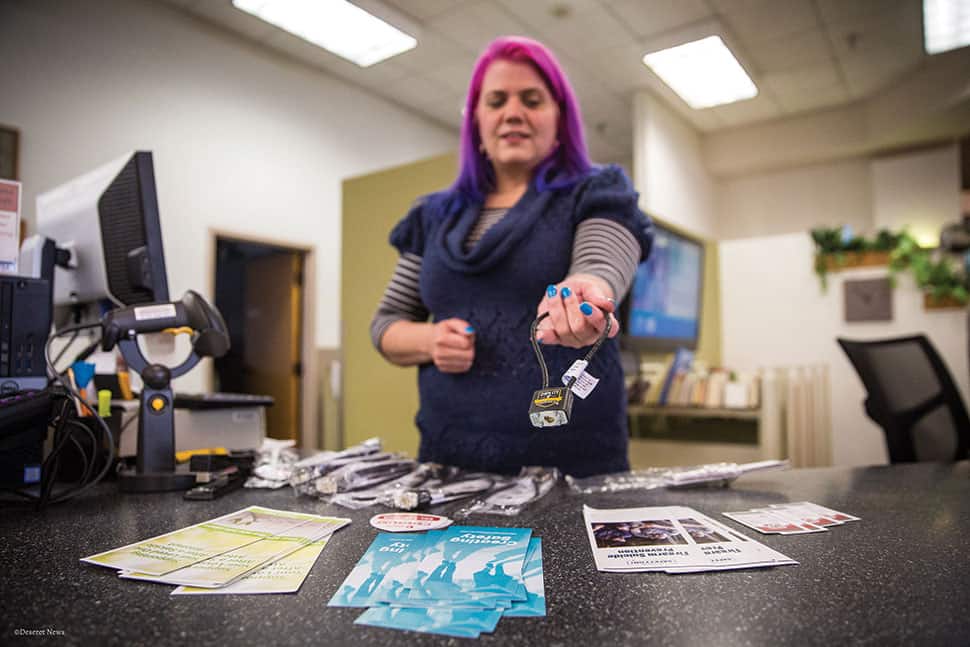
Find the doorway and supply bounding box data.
[213,236,308,442]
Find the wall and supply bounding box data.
[0,0,455,390]
[719,157,873,241]
[719,232,969,466]
[871,144,961,246]
[632,93,722,368]
[633,93,718,239]
[341,154,457,456]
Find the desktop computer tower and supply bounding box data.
[0,276,52,393]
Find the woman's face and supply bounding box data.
[475,59,560,179]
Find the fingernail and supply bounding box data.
[465,326,475,333]
[561,286,572,298]
[546,284,557,298]
[537,337,543,344]
[580,302,593,316]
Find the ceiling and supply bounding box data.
[159,0,933,164]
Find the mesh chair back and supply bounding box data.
[837,335,970,462]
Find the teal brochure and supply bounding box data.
[504,538,546,617]
[391,531,504,609]
[355,606,503,638]
[328,533,425,607]
[411,526,532,602]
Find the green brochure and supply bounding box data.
[170,536,330,595]
[82,506,347,576]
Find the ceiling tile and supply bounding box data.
[840,43,924,98]
[775,83,851,114]
[189,0,279,41]
[600,0,713,40]
[526,5,639,56]
[382,0,469,22]
[380,74,456,109]
[718,0,820,43]
[762,62,843,96]
[393,35,477,76]
[744,28,835,74]
[493,0,604,31]
[707,0,775,13]
[428,2,537,55]
[708,93,783,127]
[584,43,658,94]
[815,0,913,26]
[826,0,924,57]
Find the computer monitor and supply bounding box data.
[34,151,169,308]
[622,222,704,353]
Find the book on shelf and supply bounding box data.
[657,348,693,406]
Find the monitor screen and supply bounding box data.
[35,151,169,308]
[623,224,703,353]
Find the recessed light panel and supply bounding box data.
[233,0,417,67]
[924,0,970,55]
[642,35,758,109]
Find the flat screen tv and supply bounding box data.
[621,222,704,353]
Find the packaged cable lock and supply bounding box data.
[528,310,612,427]
[456,466,560,517]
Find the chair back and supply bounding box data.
[837,335,970,462]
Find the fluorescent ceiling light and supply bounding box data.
[923,0,970,55]
[642,35,757,109]
[233,0,417,67]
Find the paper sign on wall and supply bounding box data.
[0,179,21,274]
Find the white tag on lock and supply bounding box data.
[562,359,599,399]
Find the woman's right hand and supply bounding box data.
[428,318,476,373]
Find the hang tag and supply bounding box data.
[369,513,453,533]
[562,359,599,399]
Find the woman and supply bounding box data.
[370,36,653,478]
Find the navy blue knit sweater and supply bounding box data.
[389,164,654,478]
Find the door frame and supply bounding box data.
[207,228,319,449]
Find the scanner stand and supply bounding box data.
[116,341,199,493]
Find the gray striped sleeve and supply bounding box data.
[370,252,429,351]
[568,218,641,300]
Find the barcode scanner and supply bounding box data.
[101,291,230,492]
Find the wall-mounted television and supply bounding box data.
[621,222,704,353]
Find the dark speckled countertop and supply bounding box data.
[1,461,968,646]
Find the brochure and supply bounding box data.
[336,527,543,637]
[328,533,427,607]
[583,505,796,573]
[409,526,532,603]
[121,516,347,588]
[81,507,342,575]
[504,538,545,617]
[354,606,503,639]
[171,536,330,595]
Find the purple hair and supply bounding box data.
[450,36,592,205]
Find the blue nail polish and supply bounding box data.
[546,284,557,298]
[465,326,475,333]
[580,302,593,316]
[537,337,543,344]
[561,286,572,298]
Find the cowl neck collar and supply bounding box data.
[435,181,555,274]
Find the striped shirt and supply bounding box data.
[370,210,640,349]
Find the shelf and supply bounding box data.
[816,251,890,271]
[628,404,760,420]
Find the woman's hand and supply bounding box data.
[428,318,476,373]
[535,275,619,348]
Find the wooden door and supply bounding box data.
[244,253,303,441]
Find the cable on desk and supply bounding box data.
[24,322,119,507]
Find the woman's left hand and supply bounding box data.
[535,275,620,348]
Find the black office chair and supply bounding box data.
[837,335,970,462]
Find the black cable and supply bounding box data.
[41,322,116,505]
[68,419,98,486]
[51,330,79,369]
[530,309,613,389]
